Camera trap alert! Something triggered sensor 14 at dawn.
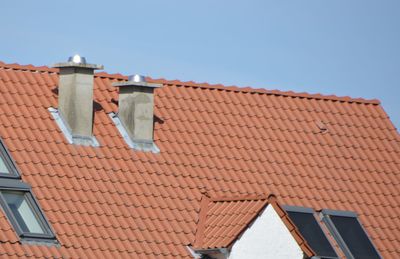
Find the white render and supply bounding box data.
[227,204,304,259]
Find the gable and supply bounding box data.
[229,205,303,259]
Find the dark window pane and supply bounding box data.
[2,191,45,234]
[330,216,380,259]
[288,211,337,258]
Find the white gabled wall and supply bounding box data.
[228,205,304,259]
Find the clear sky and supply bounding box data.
[1,0,399,129]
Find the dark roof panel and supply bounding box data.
[330,215,381,259]
[287,211,337,258]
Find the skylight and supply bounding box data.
[0,140,18,177]
[2,191,46,234]
[0,138,56,242]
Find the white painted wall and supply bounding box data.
[228,205,304,259]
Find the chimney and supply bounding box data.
[112,75,162,152]
[52,55,103,146]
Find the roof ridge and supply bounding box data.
[0,61,380,105]
[0,61,57,73]
[210,194,271,202]
[148,77,381,105]
[0,61,128,80]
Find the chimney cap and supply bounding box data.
[112,78,162,88]
[113,74,162,88]
[128,74,146,83]
[52,55,103,70]
[68,54,87,64]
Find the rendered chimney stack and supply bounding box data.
[112,75,162,152]
[52,55,103,145]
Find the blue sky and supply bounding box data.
[1,0,399,129]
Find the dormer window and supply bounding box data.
[0,139,56,243]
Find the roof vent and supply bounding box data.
[111,75,162,152]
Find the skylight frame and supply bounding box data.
[0,138,57,243]
[321,209,382,259]
[0,183,57,242]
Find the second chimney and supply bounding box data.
[52,55,103,145]
[112,75,161,152]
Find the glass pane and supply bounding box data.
[331,216,380,259]
[287,211,337,258]
[0,156,9,174]
[2,191,45,234]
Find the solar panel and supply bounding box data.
[287,210,337,258]
[329,215,381,259]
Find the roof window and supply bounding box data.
[0,140,19,177]
[0,189,56,239]
[321,210,381,259]
[0,139,56,243]
[284,206,338,258]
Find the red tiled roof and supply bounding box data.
[192,195,314,257]
[193,195,270,250]
[0,61,399,258]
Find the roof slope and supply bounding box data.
[193,195,270,250]
[0,61,399,258]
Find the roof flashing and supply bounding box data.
[190,246,230,258]
[282,205,315,214]
[109,112,160,153]
[20,238,59,246]
[49,107,100,147]
[321,209,357,218]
